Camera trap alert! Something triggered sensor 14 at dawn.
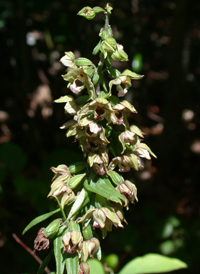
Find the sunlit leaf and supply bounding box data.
[118,253,187,274]
[84,176,124,204]
[87,259,105,274]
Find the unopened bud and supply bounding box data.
[78,7,95,20]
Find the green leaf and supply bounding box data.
[107,68,121,78]
[67,188,89,220]
[92,40,101,55]
[75,95,90,106]
[118,253,188,274]
[54,228,67,274]
[65,253,79,274]
[84,176,124,204]
[22,208,60,234]
[37,248,53,274]
[87,259,105,274]
[107,170,124,185]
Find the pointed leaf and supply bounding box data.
[23,208,60,234]
[93,40,101,55]
[67,188,89,220]
[84,176,125,204]
[54,229,66,274]
[118,253,187,274]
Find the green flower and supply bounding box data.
[77,206,125,238]
[108,153,142,172]
[77,98,118,125]
[62,230,83,257]
[100,37,117,59]
[109,69,144,97]
[54,95,79,115]
[116,180,138,209]
[132,140,157,160]
[62,67,95,98]
[111,44,128,62]
[82,237,100,261]
[87,148,109,175]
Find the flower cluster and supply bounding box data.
[25,4,156,274]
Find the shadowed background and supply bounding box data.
[1,0,200,273]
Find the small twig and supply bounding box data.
[12,233,51,274]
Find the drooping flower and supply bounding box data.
[62,67,95,98]
[77,206,125,238]
[82,237,100,261]
[109,69,144,97]
[116,180,138,209]
[60,51,76,68]
[62,230,83,258]
[87,148,109,175]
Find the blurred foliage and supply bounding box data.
[1,0,200,273]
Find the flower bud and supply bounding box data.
[43,218,62,239]
[79,261,90,274]
[116,180,138,205]
[78,7,95,20]
[82,237,100,261]
[34,228,49,251]
[93,209,106,228]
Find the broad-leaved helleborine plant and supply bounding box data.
[23,4,156,274]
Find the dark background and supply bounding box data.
[1,0,200,273]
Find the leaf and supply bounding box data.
[67,188,89,220]
[84,176,124,204]
[54,228,67,274]
[65,253,79,274]
[37,248,53,274]
[22,208,60,234]
[92,40,101,55]
[87,259,105,274]
[118,253,188,274]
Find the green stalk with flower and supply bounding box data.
[23,4,158,274]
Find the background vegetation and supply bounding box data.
[1,0,200,273]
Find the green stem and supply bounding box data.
[52,195,67,221]
[104,12,110,31]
